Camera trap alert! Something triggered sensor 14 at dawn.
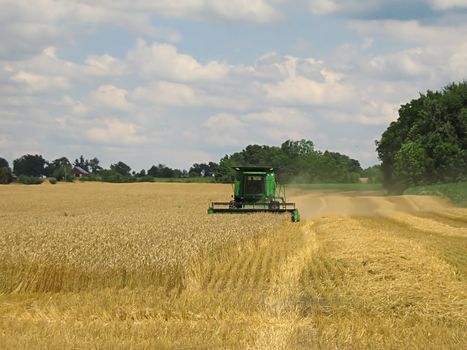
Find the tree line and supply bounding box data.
[0,140,376,185]
[377,81,467,193]
[0,155,219,184]
[215,139,365,183]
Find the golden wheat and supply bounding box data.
[0,182,465,349]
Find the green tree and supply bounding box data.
[281,139,314,158]
[0,157,11,183]
[362,165,383,183]
[0,166,12,184]
[110,161,131,176]
[13,154,47,177]
[88,157,102,173]
[394,141,429,187]
[45,157,74,181]
[214,139,361,184]
[0,157,8,169]
[74,155,90,172]
[377,81,467,192]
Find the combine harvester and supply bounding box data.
[208,166,300,222]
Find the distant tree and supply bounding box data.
[214,139,362,184]
[172,169,185,178]
[88,157,102,173]
[0,157,11,184]
[189,163,218,177]
[46,157,73,181]
[136,169,146,177]
[160,166,174,178]
[362,165,383,183]
[281,139,314,158]
[0,165,12,184]
[74,155,90,172]
[0,157,8,169]
[147,164,177,178]
[110,161,131,176]
[147,165,160,177]
[13,154,47,177]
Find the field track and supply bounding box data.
[0,183,465,349]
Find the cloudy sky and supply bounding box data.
[1,0,467,170]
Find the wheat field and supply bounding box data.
[0,182,466,349]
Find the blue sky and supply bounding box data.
[1,0,467,170]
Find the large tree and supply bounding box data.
[215,139,362,184]
[0,157,8,169]
[88,157,102,173]
[0,157,12,184]
[110,161,131,176]
[74,155,90,172]
[189,162,218,177]
[377,82,467,192]
[13,154,47,177]
[46,157,73,181]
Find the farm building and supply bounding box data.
[74,166,89,178]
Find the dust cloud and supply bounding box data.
[288,190,451,220]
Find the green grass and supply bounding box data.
[404,181,467,207]
[285,183,384,191]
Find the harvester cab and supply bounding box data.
[208,166,300,222]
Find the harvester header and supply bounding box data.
[208,166,300,222]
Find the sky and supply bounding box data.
[1,0,467,171]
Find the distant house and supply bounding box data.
[359,177,369,184]
[74,166,89,178]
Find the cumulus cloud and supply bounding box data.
[84,54,125,77]
[0,0,281,59]
[2,0,467,168]
[10,70,69,91]
[127,39,230,82]
[90,85,131,111]
[131,81,243,109]
[87,119,146,145]
[203,108,313,146]
[429,0,467,10]
[265,76,354,105]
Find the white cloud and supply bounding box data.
[350,20,467,47]
[127,39,230,82]
[85,54,125,77]
[265,76,354,105]
[90,85,131,111]
[2,3,467,169]
[10,70,69,91]
[61,96,88,116]
[131,81,247,110]
[132,81,197,107]
[203,113,246,146]
[429,0,467,10]
[0,0,282,59]
[203,108,313,146]
[87,119,146,145]
[113,0,281,23]
[307,0,382,16]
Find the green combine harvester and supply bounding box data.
[208,166,300,222]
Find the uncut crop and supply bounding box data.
[1,183,465,349]
[0,183,286,293]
